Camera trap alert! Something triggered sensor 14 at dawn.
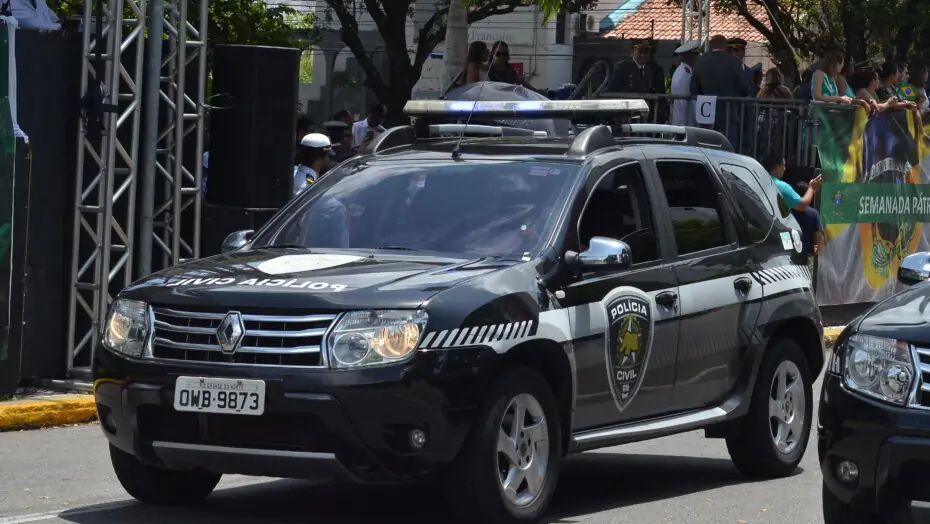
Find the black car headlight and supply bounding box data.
[843,334,916,405]
[101,299,151,358]
[326,310,429,369]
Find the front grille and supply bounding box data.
[913,346,930,408]
[151,307,337,367]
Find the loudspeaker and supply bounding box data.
[207,45,301,208]
[201,203,280,257]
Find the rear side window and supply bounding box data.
[655,160,728,255]
[718,163,776,243]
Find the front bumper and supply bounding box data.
[819,373,930,524]
[94,346,496,483]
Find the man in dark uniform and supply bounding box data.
[610,38,665,121]
[690,35,749,151]
[727,37,757,96]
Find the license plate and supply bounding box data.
[173,376,266,416]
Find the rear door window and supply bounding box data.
[718,162,776,243]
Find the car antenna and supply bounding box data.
[451,42,498,160]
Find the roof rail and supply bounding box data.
[403,99,649,120]
[617,124,734,152]
[369,125,416,154]
[568,125,614,156]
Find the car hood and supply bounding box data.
[120,248,515,311]
[857,281,930,345]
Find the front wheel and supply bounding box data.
[445,367,562,523]
[726,336,813,478]
[822,482,884,524]
[110,444,222,505]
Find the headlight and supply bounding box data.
[102,299,150,358]
[326,310,428,369]
[843,334,916,405]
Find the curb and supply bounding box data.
[0,394,97,432]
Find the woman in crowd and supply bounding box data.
[812,51,854,104]
[875,62,903,102]
[488,41,537,91]
[464,41,489,84]
[757,67,792,99]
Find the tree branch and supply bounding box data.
[328,1,389,93]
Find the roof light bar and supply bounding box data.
[404,99,649,119]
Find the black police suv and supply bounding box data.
[820,251,930,524]
[94,99,824,523]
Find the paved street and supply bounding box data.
[0,378,825,524]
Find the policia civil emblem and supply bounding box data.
[604,290,655,412]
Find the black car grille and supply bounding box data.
[151,307,337,367]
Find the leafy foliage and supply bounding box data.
[321,0,597,118]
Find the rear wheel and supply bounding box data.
[726,337,813,478]
[822,482,884,524]
[445,367,562,523]
[109,444,221,505]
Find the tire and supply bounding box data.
[822,482,884,524]
[444,367,563,524]
[109,444,221,505]
[726,336,813,478]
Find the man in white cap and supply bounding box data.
[293,133,331,198]
[671,40,701,126]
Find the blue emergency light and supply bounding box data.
[403,99,650,119]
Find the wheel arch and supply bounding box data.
[496,339,575,456]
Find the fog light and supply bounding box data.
[409,429,427,449]
[837,460,859,482]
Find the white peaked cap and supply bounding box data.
[299,133,331,149]
[674,41,701,55]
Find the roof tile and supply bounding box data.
[604,0,768,43]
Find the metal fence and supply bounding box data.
[596,93,820,167]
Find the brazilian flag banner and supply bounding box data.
[815,105,929,306]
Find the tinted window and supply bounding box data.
[655,161,728,255]
[251,160,577,258]
[718,163,775,243]
[578,163,659,264]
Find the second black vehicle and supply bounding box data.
[93,100,823,523]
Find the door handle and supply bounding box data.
[655,291,678,308]
[734,277,753,293]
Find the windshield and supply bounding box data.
[251,160,579,259]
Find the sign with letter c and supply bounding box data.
[695,95,717,125]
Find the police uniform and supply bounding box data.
[611,39,664,95]
[670,40,701,126]
[727,38,756,96]
[293,133,331,198]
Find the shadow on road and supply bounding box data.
[60,452,786,523]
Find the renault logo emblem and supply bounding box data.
[216,311,245,354]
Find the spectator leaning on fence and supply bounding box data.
[812,51,853,105]
[876,62,902,102]
[763,152,821,212]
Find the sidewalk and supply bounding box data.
[0,326,846,432]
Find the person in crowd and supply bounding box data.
[324,120,355,163]
[611,38,664,96]
[840,60,856,98]
[351,103,385,149]
[690,35,749,149]
[764,152,821,212]
[464,41,490,84]
[332,109,354,126]
[293,133,331,198]
[757,67,792,99]
[487,41,537,91]
[670,40,701,126]
[850,66,916,113]
[792,180,826,263]
[908,62,930,112]
[726,37,757,96]
[812,51,854,104]
[876,61,902,102]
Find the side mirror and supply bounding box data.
[898,252,930,286]
[566,236,633,271]
[221,230,254,253]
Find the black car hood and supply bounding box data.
[857,281,930,345]
[120,248,513,311]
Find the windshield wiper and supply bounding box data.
[375,245,423,251]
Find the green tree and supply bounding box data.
[322,0,596,120]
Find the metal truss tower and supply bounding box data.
[680,0,711,48]
[66,0,207,373]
